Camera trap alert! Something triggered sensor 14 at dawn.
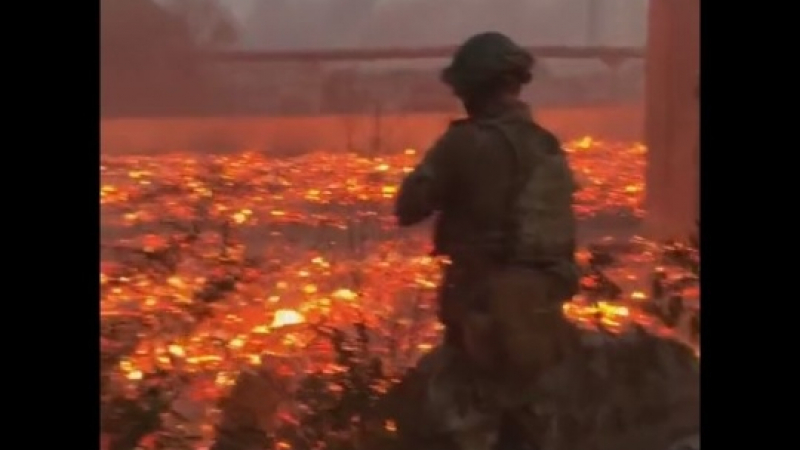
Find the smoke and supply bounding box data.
[233,0,647,49]
[101,0,648,117]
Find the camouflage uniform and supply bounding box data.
[395,33,578,363]
[394,32,580,449]
[393,33,699,450]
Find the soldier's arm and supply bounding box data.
[394,127,464,227]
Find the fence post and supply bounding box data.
[643,0,700,239]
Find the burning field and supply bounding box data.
[100,137,698,450]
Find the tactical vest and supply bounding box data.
[479,118,578,264]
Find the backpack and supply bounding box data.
[458,118,580,376]
[478,118,578,265]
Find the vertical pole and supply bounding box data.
[643,0,700,239]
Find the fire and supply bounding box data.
[332,288,358,301]
[168,344,185,357]
[572,136,593,150]
[381,185,397,197]
[167,276,185,288]
[99,139,645,225]
[271,309,305,328]
[100,138,693,446]
[232,211,247,224]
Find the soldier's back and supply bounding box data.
[433,102,561,263]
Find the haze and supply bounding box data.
[157,0,649,49]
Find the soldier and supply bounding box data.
[394,32,580,449]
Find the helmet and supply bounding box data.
[442,32,535,94]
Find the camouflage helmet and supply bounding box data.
[442,32,535,94]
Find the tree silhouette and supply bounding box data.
[100,0,238,116]
[162,0,240,48]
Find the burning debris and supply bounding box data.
[100,138,698,450]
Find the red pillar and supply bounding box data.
[644,0,700,238]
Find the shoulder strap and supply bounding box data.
[473,118,541,261]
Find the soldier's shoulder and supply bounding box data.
[448,117,472,128]
[444,118,481,136]
[434,118,482,148]
[529,121,560,142]
[529,122,563,154]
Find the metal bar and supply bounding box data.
[202,46,645,63]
